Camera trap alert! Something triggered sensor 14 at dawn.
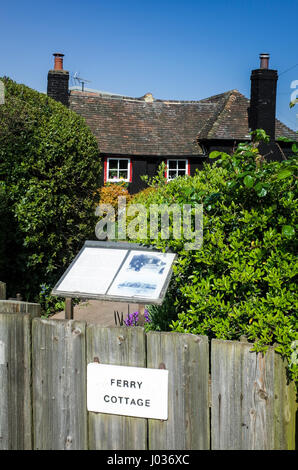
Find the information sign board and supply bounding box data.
[52,241,176,304]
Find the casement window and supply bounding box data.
[165,159,190,181]
[104,157,132,183]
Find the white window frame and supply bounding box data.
[166,159,189,181]
[105,157,132,183]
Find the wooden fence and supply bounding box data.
[0,312,296,450]
[0,282,6,300]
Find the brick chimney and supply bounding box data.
[249,53,278,140]
[47,53,69,106]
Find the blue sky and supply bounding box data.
[1,0,298,130]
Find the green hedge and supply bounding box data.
[129,132,298,382]
[0,77,101,299]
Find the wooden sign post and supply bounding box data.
[138,304,145,326]
[65,297,74,320]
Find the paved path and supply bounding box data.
[51,299,140,326]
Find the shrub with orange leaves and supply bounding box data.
[98,182,131,214]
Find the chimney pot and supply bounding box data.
[53,53,64,71]
[259,53,270,69]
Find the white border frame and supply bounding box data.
[166,159,189,181]
[106,157,131,182]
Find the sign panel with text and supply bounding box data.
[51,241,176,305]
[87,363,169,420]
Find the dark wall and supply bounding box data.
[47,70,69,106]
[131,157,148,193]
[204,140,236,155]
[100,139,294,195]
[189,157,206,175]
[202,139,292,163]
[100,155,207,194]
[128,156,206,194]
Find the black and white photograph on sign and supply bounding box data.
[53,247,127,295]
[107,250,175,299]
[128,254,167,274]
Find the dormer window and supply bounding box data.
[104,158,132,183]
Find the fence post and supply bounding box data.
[273,353,297,450]
[147,332,210,450]
[211,339,296,450]
[0,282,6,300]
[32,318,87,450]
[0,300,41,317]
[0,314,32,450]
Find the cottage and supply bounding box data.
[47,53,297,194]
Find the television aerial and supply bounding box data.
[71,71,92,91]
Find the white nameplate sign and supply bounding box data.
[87,363,169,420]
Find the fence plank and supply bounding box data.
[32,318,87,450]
[211,339,274,450]
[0,314,32,450]
[211,339,296,450]
[86,326,147,450]
[273,354,297,450]
[147,332,210,450]
[0,300,41,317]
[0,282,6,300]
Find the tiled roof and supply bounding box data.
[69,89,297,156]
[197,90,298,142]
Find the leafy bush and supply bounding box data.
[0,77,101,300]
[145,289,181,332]
[38,284,65,318]
[129,186,156,205]
[129,131,298,382]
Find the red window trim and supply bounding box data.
[104,159,108,182]
[129,158,133,182]
[104,157,132,183]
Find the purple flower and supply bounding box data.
[124,311,139,326]
[124,309,151,326]
[144,309,151,323]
